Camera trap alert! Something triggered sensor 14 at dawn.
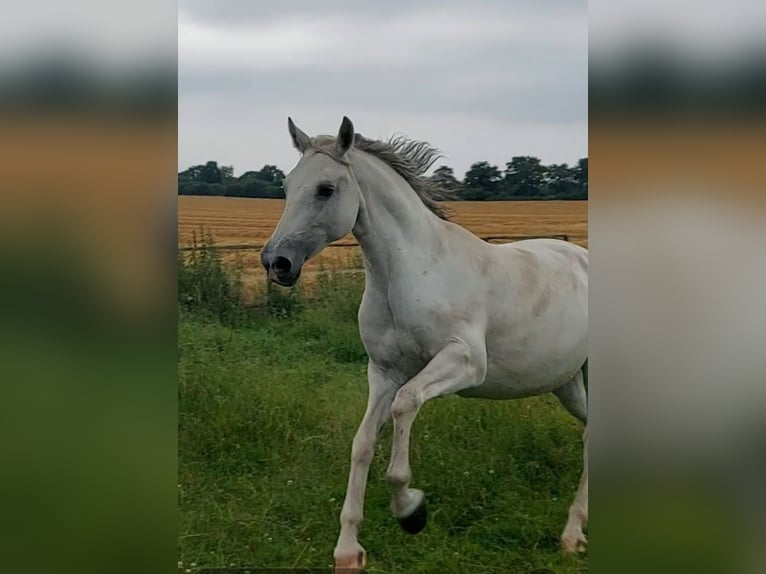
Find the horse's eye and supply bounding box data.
[316,184,335,199]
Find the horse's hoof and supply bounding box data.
[397,498,428,534]
[561,530,587,554]
[333,549,366,573]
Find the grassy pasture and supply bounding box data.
[178,249,588,573]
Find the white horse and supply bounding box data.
[261,117,588,572]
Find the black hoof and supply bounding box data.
[397,500,428,535]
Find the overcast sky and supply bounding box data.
[178,1,588,177]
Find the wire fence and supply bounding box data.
[178,233,570,252]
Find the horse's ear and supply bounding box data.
[288,117,311,153]
[336,116,355,156]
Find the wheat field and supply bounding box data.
[178,196,588,288]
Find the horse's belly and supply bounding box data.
[455,379,536,400]
[461,314,587,400]
[456,360,574,400]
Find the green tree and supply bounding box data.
[504,156,546,198]
[430,165,462,195]
[178,164,205,182]
[257,164,285,185]
[220,165,235,181]
[198,161,222,184]
[462,162,502,200]
[575,158,588,199]
[238,170,260,181]
[544,163,577,198]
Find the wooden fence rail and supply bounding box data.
[178,234,569,252]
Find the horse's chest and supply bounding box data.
[359,303,435,378]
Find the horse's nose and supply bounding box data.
[271,256,293,275]
[261,249,293,275]
[261,246,300,286]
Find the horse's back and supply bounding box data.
[497,238,587,273]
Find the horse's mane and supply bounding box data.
[312,134,455,220]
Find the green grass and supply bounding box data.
[178,247,587,573]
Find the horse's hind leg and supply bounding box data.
[553,364,587,424]
[553,366,588,553]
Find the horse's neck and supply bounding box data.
[350,152,439,284]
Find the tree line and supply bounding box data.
[178,156,587,201]
[178,162,286,199]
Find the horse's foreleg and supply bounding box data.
[385,339,486,534]
[333,362,396,573]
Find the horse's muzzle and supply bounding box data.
[261,249,301,287]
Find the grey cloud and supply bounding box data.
[179,0,581,29]
[179,1,587,174]
[180,64,585,124]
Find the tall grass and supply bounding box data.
[178,230,246,325]
[177,230,366,325]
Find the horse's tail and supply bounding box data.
[581,358,588,396]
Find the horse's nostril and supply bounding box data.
[272,256,292,274]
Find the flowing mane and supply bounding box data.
[311,133,455,220]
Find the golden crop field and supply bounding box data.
[178,196,587,289]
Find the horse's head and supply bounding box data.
[261,116,361,286]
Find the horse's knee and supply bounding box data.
[351,436,374,465]
[385,467,410,489]
[391,387,419,420]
